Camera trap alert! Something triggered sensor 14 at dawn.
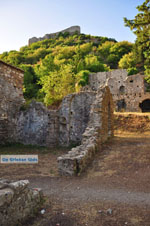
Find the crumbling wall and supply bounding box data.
[15,92,95,147]
[58,86,114,176]
[0,60,24,144]
[0,179,43,226]
[59,92,96,146]
[88,69,150,112]
[15,101,59,146]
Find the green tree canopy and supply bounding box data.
[124,0,150,74]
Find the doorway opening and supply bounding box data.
[139,99,150,112]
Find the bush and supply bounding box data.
[127,67,138,76]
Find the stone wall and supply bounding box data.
[28,26,81,45]
[0,179,43,226]
[15,101,59,146]
[14,92,95,147]
[88,69,150,112]
[58,86,114,176]
[59,92,95,146]
[0,60,24,144]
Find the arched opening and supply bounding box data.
[139,99,150,112]
[119,86,125,94]
[117,99,126,112]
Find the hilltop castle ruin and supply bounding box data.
[28,25,81,45]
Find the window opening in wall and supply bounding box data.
[130,80,133,83]
[139,99,150,112]
[117,99,126,112]
[119,86,125,94]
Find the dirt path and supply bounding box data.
[29,176,150,206]
[28,134,150,206]
[1,129,150,225]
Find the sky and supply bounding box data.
[0,0,144,54]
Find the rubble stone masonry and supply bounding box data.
[88,69,150,112]
[58,86,114,176]
[0,60,24,144]
[0,179,43,226]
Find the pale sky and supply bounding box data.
[0,0,144,53]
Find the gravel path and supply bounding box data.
[29,176,150,206]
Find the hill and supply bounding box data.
[0,32,133,105]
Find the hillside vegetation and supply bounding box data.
[0,34,133,105]
[0,0,149,106]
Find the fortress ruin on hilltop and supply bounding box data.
[28,25,81,45]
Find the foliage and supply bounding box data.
[75,70,90,91]
[0,32,133,105]
[119,52,137,69]
[124,0,150,75]
[127,67,138,76]
[98,41,133,68]
[39,64,75,105]
[20,64,40,99]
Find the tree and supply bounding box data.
[124,0,150,73]
[119,52,136,69]
[39,64,75,106]
[85,55,110,72]
[20,64,40,99]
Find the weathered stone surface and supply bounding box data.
[15,101,59,146]
[58,86,114,176]
[0,179,43,226]
[14,92,95,147]
[28,26,81,45]
[88,69,150,112]
[59,92,96,146]
[0,60,24,144]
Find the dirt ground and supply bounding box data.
[0,113,150,226]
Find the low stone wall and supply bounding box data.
[58,86,114,176]
[0,179,43,226]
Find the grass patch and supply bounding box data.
[0,142,70,155]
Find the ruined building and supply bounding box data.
[28,25,81,45]
[87,69,150,112]
[58,86,114,175]
[1,63,150,148]
[0,60,114,175]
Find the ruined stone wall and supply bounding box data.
[88,69,150,112]
[15,92,95,147]
[58,86,114,176]
[0,60,24,144]
[15,101,59,146]
[28,26,81,45]
[0,179,43,226]
[59,92,96,146]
